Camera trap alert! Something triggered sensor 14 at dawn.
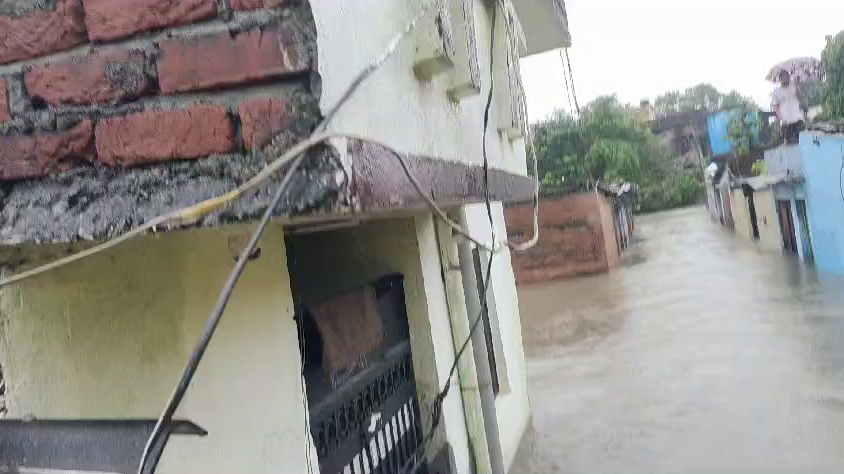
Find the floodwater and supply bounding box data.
[511,206,844,473]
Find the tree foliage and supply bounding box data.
[726,105,760,157]
[822,31,844,119]
[531,96,704,212]
[653,83,753,117]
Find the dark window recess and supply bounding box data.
[777,200,798,253]
[472,248,500,396]
[296,274,427,474]
[0,362,6,417]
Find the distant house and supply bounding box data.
[651,110,712,170]
[505,185,635,284]
[728,174,809,256]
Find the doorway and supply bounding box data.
[742,184,759,240]
[777,200,798,253]
[795,199,814,260]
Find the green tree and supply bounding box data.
[653,84,754,117]
[822,31,844,119]
[530,96,704,212]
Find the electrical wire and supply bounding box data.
[135,4,440,473]
[559,50,574,115]
[5,2,538,470]
[136,153,307,474]
[400,3,500,472]
[564,47,580,115]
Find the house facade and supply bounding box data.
[0,1,570,473]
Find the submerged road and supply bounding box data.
[512,206,844,473]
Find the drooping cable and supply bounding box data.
[400,3,500,472]
[559,50,574,115]
[564,47,580,115]
[136,153,307,474]
[135,4,439,472]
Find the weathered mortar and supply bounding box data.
[0,144,347,245]
[0,2,332,248]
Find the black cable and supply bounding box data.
[560,50,574,115]
[839,155,844,206]
[564,47,580,115]
[136,153,307,474]
[401,3,499,472]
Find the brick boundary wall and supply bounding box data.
[0,0,316,180]
[504,192,616,284]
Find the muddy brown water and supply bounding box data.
[511,206,844,473]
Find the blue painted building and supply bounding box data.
[708,108,760,157]
[799,130,844,274]
[764,145,813,261]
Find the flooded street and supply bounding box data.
[512,206,844,473]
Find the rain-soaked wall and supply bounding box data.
[800,130,844,274]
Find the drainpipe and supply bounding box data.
[434,220,491,473]
[455,211,506,474]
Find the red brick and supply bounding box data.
[0,120,94,180]
[0,79,9,123]
[95,105,236,166]
[25,50,152,106]
[505,192,622,284]
[0,0,87,65]
[156,25,307,94]
[238,98,290,150]
[83,0,218,42]
[231,0,285,10]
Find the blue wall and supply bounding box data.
[799,131,844,274]
[708,109,760,157]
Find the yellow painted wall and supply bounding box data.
[753,188,783,252]
[730,188,782,252]
[730,188,753,241]
[0,225,316,473]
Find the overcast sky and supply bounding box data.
[520,0,844,122]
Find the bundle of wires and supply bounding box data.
[0,1,543,472]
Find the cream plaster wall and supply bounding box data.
[730,188,782,252]
[461,202,531,470]
[311,0,529,176]
[731,188,753,241]
[0,225,317,474]
[753,188,783,252]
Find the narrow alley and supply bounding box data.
[513,206,844,473]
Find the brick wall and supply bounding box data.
[505,192,621,284]
[0,0,314,180]
[0,0,332,244]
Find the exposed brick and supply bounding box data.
[0,0,87,65]
[505,192,623,284]
[95,105,236,166]
[0,120,94,180]
[0,79,9,123]
[238,98,290,150]
[25,50,152,106]
[83,0,218,42]
[231,0,285,10]
[156,25,307,94]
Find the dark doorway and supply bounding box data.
[742,184,759,240]
[795,199,814,260]
[777,200,798,254]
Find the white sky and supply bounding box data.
[520,0,844,122]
